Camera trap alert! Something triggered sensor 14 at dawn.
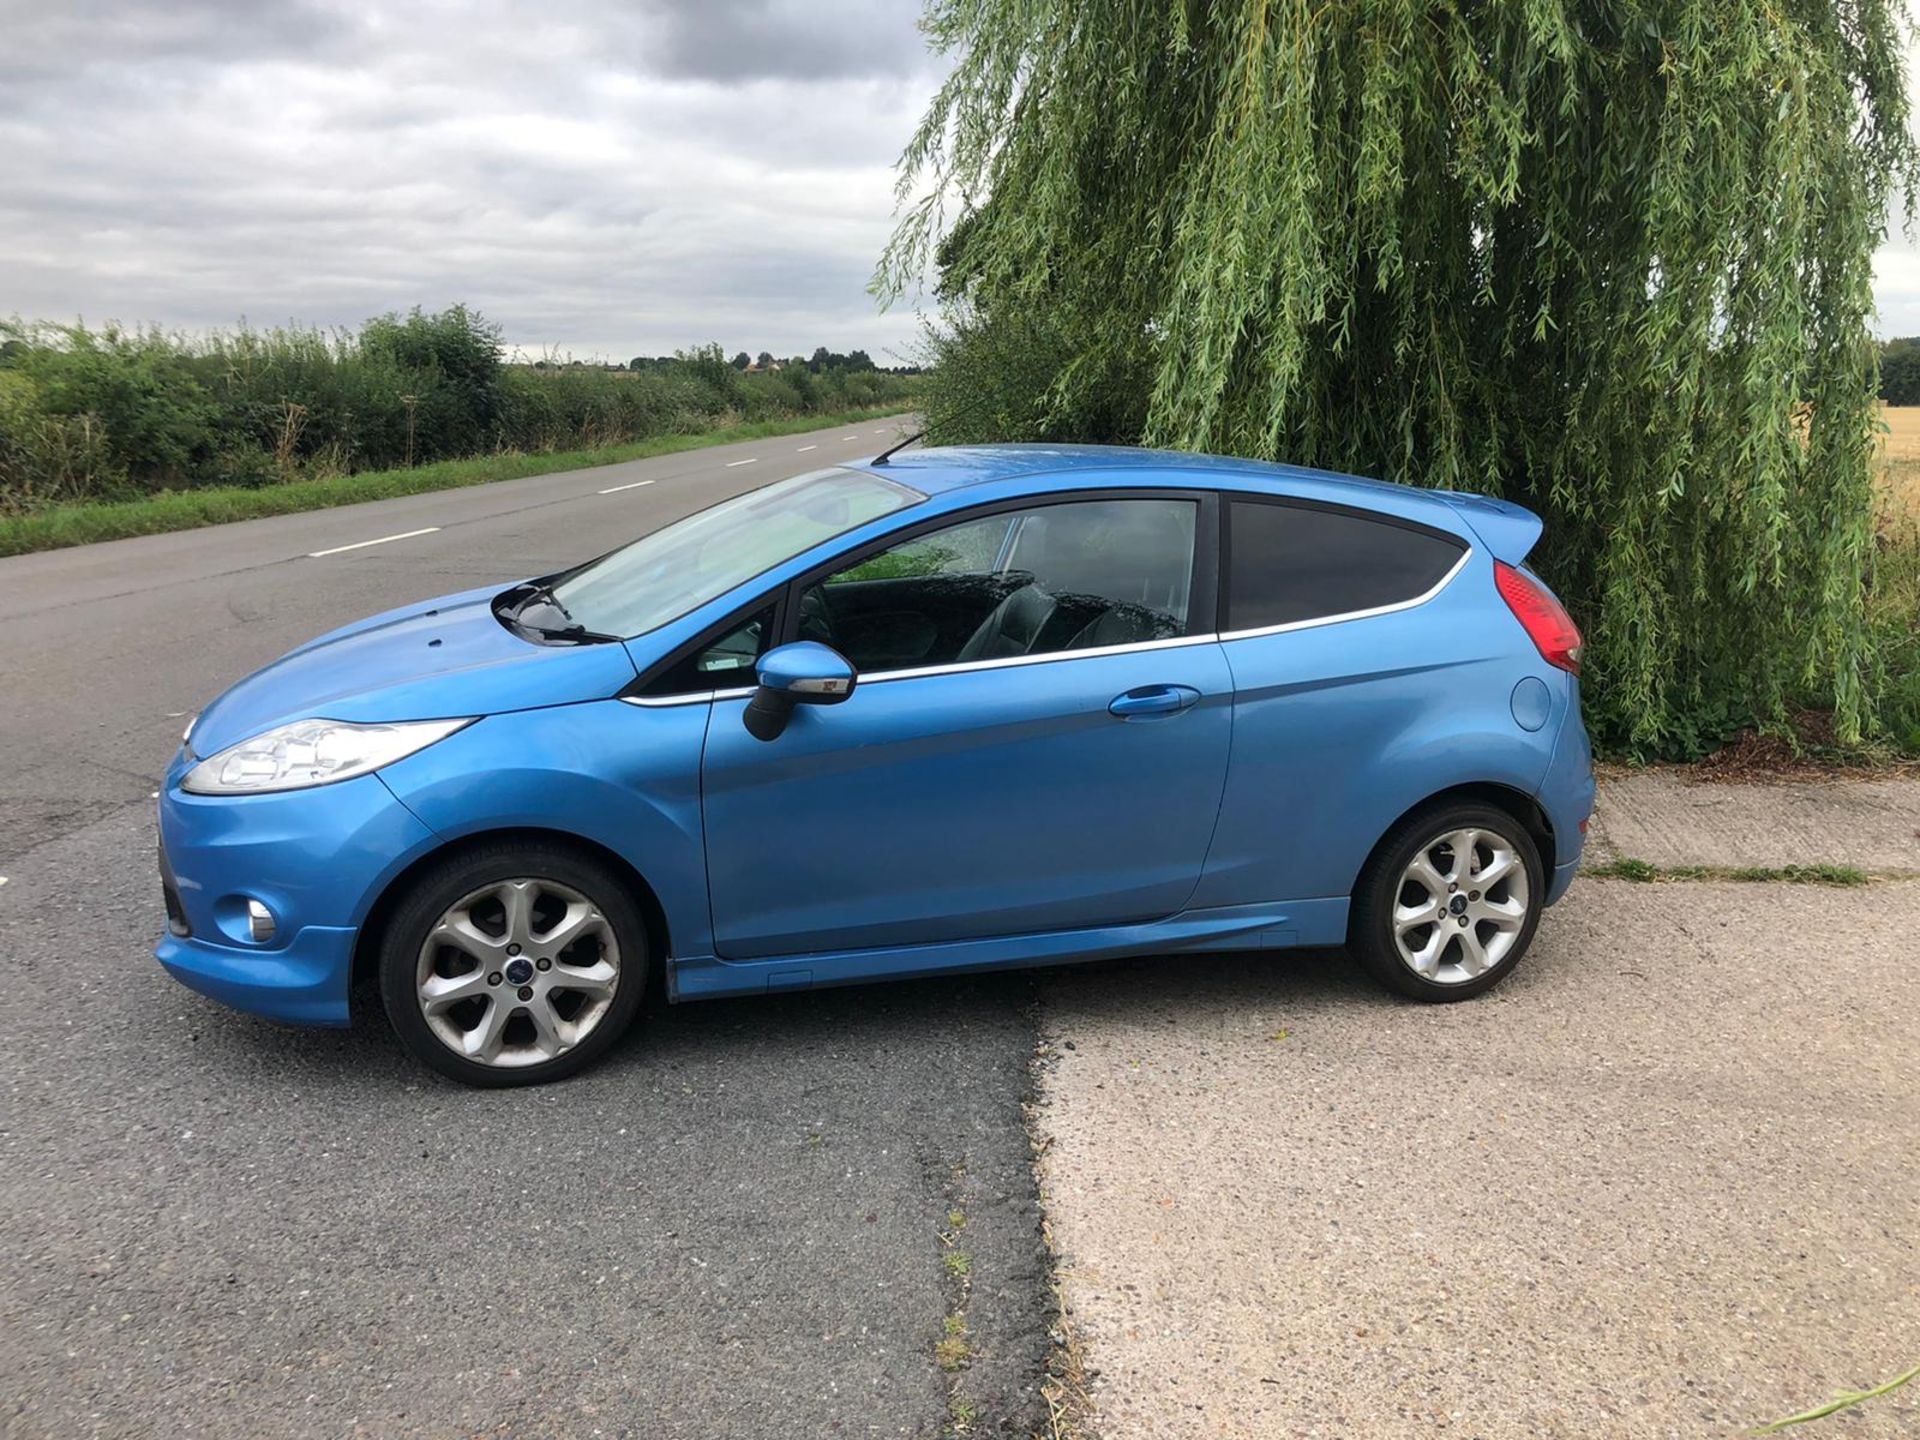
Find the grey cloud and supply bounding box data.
[0,0,353,92]
[640,0,929,82]
[0,0,943,358]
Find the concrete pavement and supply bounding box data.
[1035,783,1920,1438]
[1586,768,1919,873]
[1,414,1059,1439]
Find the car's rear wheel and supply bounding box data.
[378,841,648,1087]
[1349,802,1543,1001]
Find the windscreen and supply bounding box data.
[550,467,925,638]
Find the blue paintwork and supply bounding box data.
[1510,676,1552,732]
[754,640,857,699]
[1194,552,1559,912]
[189,583,637,755]
[156,751,442,1024]
[1430,491,1543,564]
[1536,672,1597,905]
[702,641,1234,957]
[156,444,1595,1028]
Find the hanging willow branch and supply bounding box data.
[881,0,1917,753]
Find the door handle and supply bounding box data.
[1108,684,1202,718]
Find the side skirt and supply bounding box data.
[665,897,1351,1001]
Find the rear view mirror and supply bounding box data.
[743,641,857,741]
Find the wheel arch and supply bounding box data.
[1348,781,1556,903]
[349,826,673,1007]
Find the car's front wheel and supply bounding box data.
[378,841,649,1086]
[1349,802,1544,1001]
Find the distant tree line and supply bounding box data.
[1879,337,1920,406]
[627,347,918,376]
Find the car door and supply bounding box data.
[699,491,1233,960]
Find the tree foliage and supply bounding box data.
[883,0,1917,754]
[1879,337,1920,405]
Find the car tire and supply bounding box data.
[378,840,649,1087]
[1348,801,1544,1002]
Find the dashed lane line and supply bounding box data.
[306,527,441,558]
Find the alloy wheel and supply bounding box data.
[414,877,621,1068]
[1390,827,1532,985]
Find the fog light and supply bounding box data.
[246,899,276,943]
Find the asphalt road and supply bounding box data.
[1,417,1057,1438]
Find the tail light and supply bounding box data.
[1494,561,1583,675]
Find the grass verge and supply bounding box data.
[0,405,916,559]
[1586,858,1874,885]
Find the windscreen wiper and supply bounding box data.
[510,580,619,644]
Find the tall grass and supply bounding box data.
[0,307,919,514]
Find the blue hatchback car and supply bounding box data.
[158,444,1594,1086]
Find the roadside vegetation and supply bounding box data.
[1585,858,1876,886]
[0,408,910,558]
[0,307,919,550]
[883,1,1919,761]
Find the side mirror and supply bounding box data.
[743,641,857,741]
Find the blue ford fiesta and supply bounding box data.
[158,444,1594,1086]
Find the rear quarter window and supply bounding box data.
[1226,498,1466,631]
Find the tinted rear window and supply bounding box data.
[1226,499,1466,630]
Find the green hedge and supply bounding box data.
[0,307,919,512]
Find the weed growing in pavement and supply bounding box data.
[1750,1358,1920,1433]
[1587,858,1874,885]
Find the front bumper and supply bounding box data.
[157,926,359,1026]
[154,761,438,1027]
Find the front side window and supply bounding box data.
[800,497,1197,674]
[1226,498,1466,631]
[643,606,774,696]
[551,468,923,638]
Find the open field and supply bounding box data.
[1878,406,1920,520]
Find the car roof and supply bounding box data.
[845,442,1473,530]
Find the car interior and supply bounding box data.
[798,498,1196,674]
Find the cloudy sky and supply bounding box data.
[5,2,1920,359]
[0,0,950,362]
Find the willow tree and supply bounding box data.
[880,1,1916,753]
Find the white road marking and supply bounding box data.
[598,479,656,494]
[796,444,818,452]
[0,876,8,887]
[725,457,758,468]
[307,526,440,558]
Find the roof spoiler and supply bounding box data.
[1433,491,1543,566]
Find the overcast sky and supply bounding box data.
[5,3,1920,358]
[0,0,949,362]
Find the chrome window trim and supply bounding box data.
[624,685,757,709]
[862,630,1216,685]
[619,546,1470,708]
[1217,546,1472,642]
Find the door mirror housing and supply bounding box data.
[744,641,857,741]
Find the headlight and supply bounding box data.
[181,717,473,795]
